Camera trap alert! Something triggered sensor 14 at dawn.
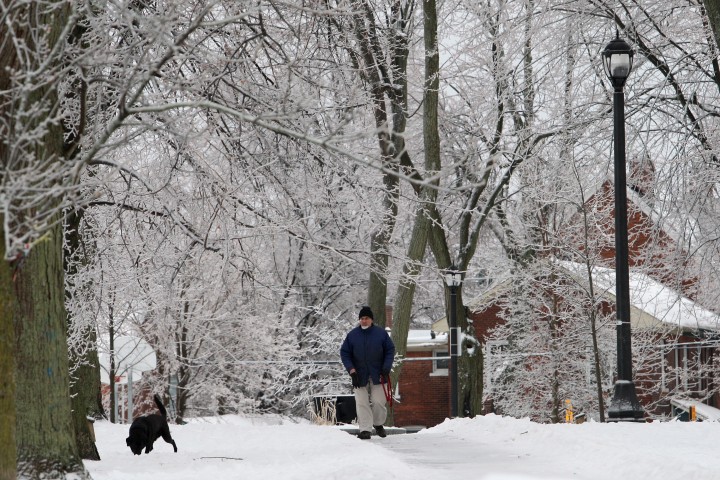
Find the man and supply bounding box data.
[340,306,395,439]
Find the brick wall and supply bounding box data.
[578,180,697,298]
[394,350,449,428]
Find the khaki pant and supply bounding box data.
[354,382,387,433]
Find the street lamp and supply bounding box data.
[444,266,462,418]
[603,32,644,422]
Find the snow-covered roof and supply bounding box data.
[625,187,698,250]
[431,261,720,335]
[559,261,720,333]
[580,171,701,256]
[406,330,447,351]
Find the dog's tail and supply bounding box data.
[153,394,168,418]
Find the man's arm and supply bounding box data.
[382,333,395,372]
[340,335,355,372]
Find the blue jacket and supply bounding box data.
[340,324,395,386]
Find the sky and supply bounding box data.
[84,413,720,480]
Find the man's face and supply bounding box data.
[359,315,373,328]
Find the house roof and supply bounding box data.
[584,172,699,250]
[406,330,447,351]
[559,260,720,333]
[431,260,720,335]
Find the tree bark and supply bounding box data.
[65,210,102,460]
[0,227,17,480]
[69,360,102,461]
[705,0,720,54]
[349,2,403,326]
[454,288,483,418]
[14,220,88,477]
[388,0,440,423]
[1,1,89,475]
[0,9,18,473]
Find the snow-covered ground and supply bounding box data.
[84,414,720,480]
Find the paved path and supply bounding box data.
[378,428,563,480]
[382,433,480,472]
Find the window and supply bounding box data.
[432,349,449,376]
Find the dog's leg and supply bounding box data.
[160,427,178,452]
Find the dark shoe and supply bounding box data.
[357,431,372,440]
[374,425,387,438]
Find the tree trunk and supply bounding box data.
[388,0,441,424]
[14,220,88,477]
[0,10,18,471]
[1,1,90,474]
[66,210,102,460]
[0,226,17,480]
[351,3,401,326]
[454,288,483,418]
[69,360,102,461]
[705,0,720,54]
[388,202,432,425]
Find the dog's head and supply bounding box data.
[127,420,150,455]
[126,435,144,455]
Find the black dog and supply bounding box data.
[126,394,178,455]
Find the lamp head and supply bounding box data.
[603,33,634,89]
[444,265,462,287]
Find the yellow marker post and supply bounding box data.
[690,405,697,422]
[565,399,574,423]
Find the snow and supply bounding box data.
[406,329,448,349]
[558,261,720,332]
[669,397,720,422]
[84,414,720,480]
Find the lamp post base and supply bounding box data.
[608,380,645,422]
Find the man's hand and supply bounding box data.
[350,371,360,388]
[382,369,391,380]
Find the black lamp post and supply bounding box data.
[444,266,462,418]
[602,33,645,422]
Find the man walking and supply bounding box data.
[340,306,395,439]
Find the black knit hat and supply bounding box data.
[358,306,374,320]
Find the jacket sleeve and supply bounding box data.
[340,334,354,372]
[382,332,395,372]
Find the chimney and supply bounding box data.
[385,305,393,329]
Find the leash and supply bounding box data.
[380,374,393,407]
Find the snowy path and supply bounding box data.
[381,423,569,480]
[84,414,720,480]
[380,416,718,480]
[383,433,481,473]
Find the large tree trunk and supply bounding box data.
[14,220,88,477]
[1,1,90,475]
[350,2,402,325]
[0,228,17,479]
[69,358,102,461]
[705,0,720,54]
[0,11,18,471]
[65,210,102,460]
[0,2,20,474]
[388,0,441,424]
[454,288,483,418]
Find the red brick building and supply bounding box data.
[392,330,449,428]
[393,175,720,426]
